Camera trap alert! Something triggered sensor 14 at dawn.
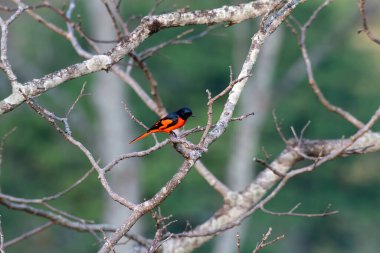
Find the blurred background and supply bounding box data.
[1,0,380,252]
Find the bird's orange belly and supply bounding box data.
[162,118,186,133]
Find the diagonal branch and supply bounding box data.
[358,0,380,45]
[21,94,135,209]
[0,166,94,204]
[98,2,304,252]
[194,161,230,199]
[252,227,284,253]
[0,1,26,87]
[0,198,149,247]
[0,0,275,115]
[286,0,365,129]
[4,222,53,249]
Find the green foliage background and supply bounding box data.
[1,0,380,252]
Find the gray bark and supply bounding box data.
[212,25,284,253]
[86,1,142,252]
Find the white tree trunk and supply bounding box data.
[212,25,284,253]
[86,1,142,252]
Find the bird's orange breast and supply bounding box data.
[162,117,186,133]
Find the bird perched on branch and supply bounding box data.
[129,107,193,144]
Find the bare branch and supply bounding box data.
[236,233,241,253]
[104,140,170,173]
[358,0,380,45]
[194,161,230,199]
[100,159,196,253]
[122,102,149,130]
[304,0,333,29]
[122,102,160,144]
[289,0,365,129]
[166,105,380,247]
[147,210,176,253]
[272,110,289,144]
[199,74,251,146]
[260,204,339,217]
[201,0,301,149]
[158,1,306,250]
[22,94,135,209]
[0,127,17,168]
[43,202,94,224]
[4,222,53,249]
[199,89,213,146]
[0,198,149,247]
[139,28,213,61]
[252,227,284,253]
[0,0,274,115]
[180,112,255,137]
[101,0,123,41]
[66,82,90,118]
[65,0,96,57]
[0,1,26,87]
[254,158,286,177]
[3,2,369,253]
[230,112,255,122]
[0,165,94,204]
[128,53,165,115]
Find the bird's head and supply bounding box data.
[177,107,193,120]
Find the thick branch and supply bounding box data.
[0,0,274,115]
[0,198,149,246]
[162,130,380,252]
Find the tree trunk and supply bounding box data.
[86,1,142,252]
[212,24,284,253]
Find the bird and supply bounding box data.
[129,107,193,144]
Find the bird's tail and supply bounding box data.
[129,132,151,144]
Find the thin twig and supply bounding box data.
[180,111,255,137]
[230,112,255,121]
[0,165,94,204]
[128,53,165,114]
[21,92,135,209]
[252,227,284,253]
[42,202,94,224]
[102,0,123,41]
[114,0,129,35]
[209,75,251,104]
[66,82,89,118]
[290,122,319,161]
[199,73,251,145]
[260,204,339,217]
[123,102,160,143]
[0,199,150,247]
[289,0,365,129]
[0,1,26,87]
[272,110,289,144]
[64,0,94,58]
[0,127,17,168]
[4,222,53,249]
[254,158,286,177]
[147,210,176,253]
[123,102,149,130]
[104,140,170,173]
[139,28,214,61]
[358,0,380,45]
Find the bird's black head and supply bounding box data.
[176,107,193,120]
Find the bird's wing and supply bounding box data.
[149,115,178,132]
